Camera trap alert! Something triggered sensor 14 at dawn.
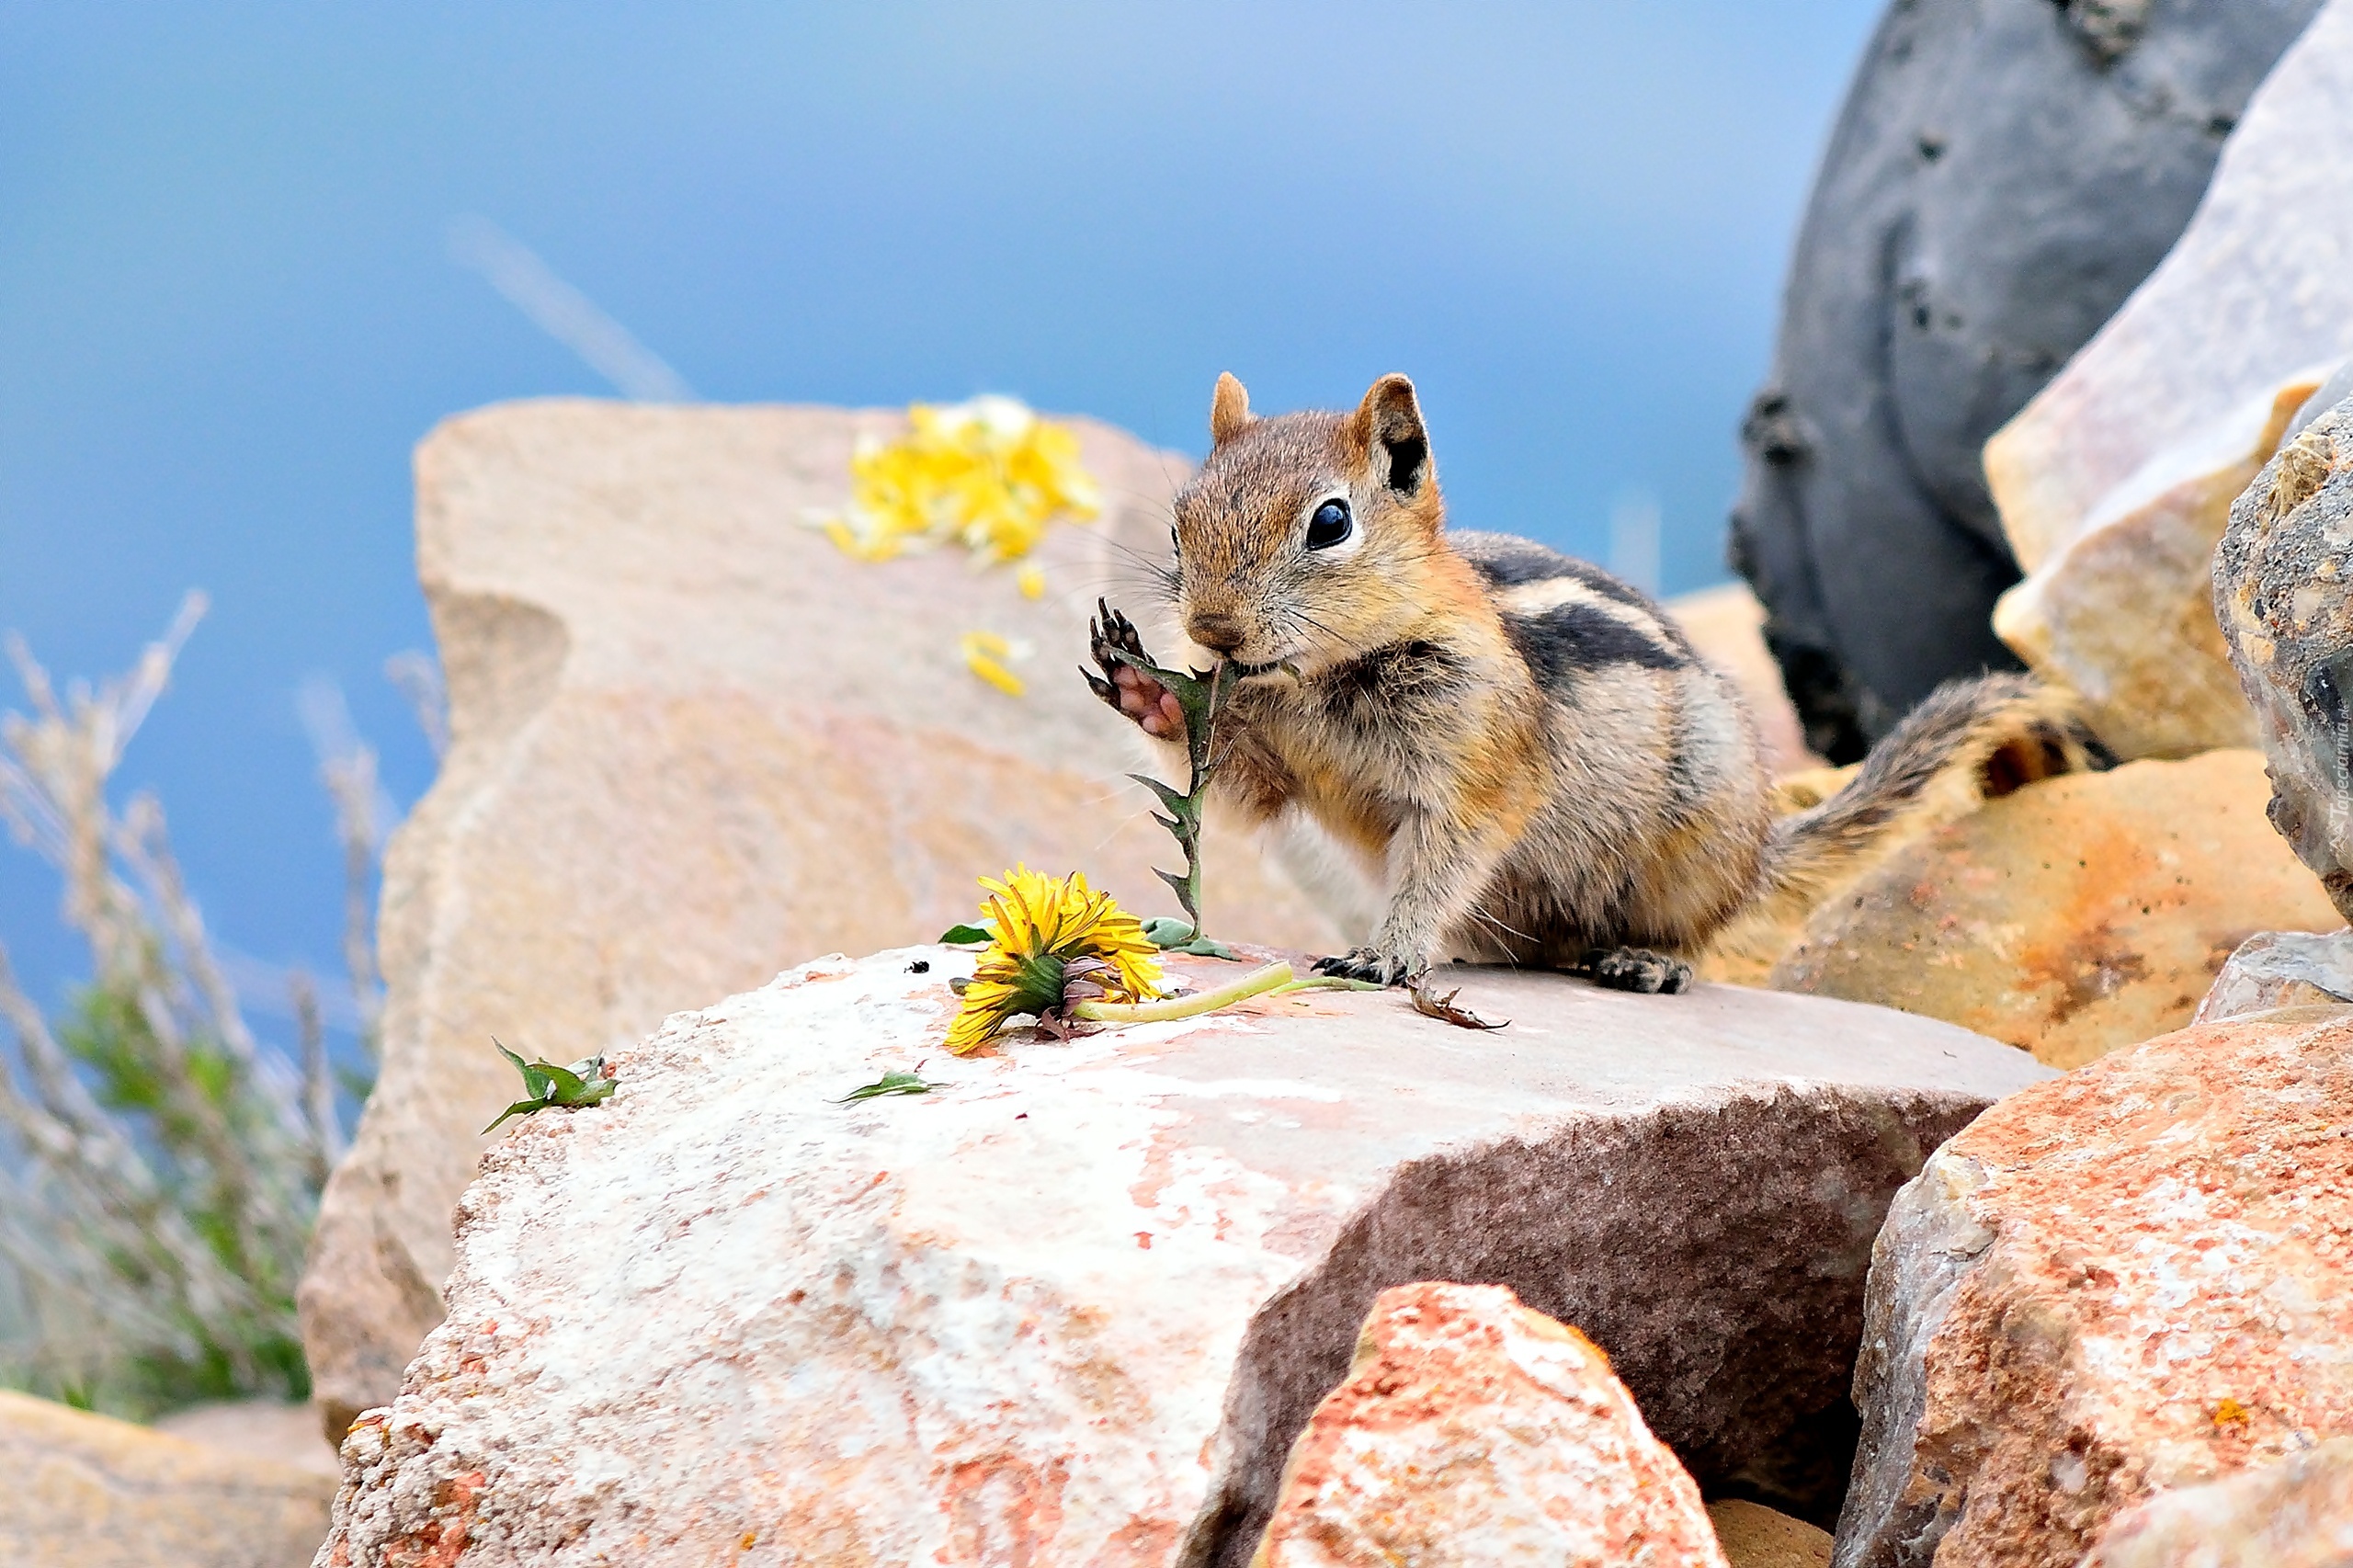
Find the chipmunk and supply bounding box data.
[1086,372,2100,993]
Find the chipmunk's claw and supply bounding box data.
[1313,947,1421,987]
[1579,946,1693,995]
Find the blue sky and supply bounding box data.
[0,3,1880,1023]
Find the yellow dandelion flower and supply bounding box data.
[812,396,1101,567]
[944,867,1165,1054]
[1016,564,1046,599]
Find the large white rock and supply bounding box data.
[315,948,2048,1566]
[1983,1,2353,756]
[298,402,1348,1435]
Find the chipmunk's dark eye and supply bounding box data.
[1305,499,1352,551]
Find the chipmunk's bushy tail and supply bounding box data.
[1755,673,2109,921]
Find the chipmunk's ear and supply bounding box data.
[1354,374,1430,498]
[1210,372,1253,446]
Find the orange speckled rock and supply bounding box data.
[1770,750,2342,1068]
[1252,1282,1725,1568]
[1835,1008,2353,1568]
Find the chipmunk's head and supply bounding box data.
[1168,372,1448,676]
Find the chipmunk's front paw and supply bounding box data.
[1582,946,1693,995]
[1313,946,1422,987]
[1085,599,1185,739]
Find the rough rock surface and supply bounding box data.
[1665,583,1820,774]
[299,401,1347,1435]
[1834,1008,2353,1568]
[2215,390,2353,921]
[1732,0,2320,760]
[1248,1281,1726,1568]
[2081,1437,2353,1566]
[2196,928,2353,1022]
[316,947,2048,1566]
[1986,2,2353,754]
[1771,750,2343,1067]
[1710,1502,1832,1568]
[0,1389,335,1568]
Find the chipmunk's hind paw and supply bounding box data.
[1313,947,1420,987]
[1580,947,1693,995]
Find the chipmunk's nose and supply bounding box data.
[1187,612,1245,653]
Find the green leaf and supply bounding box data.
[938,923,994,945]
[1141,915,1195,947]
[537,1059,588,1097]
[1168,935,1239,960]
[1125,773,1191,815]
[839,1066,941,1103]
[562,1074,619,1109]
[481,1098,544,1136]
[494,1036,553,1100]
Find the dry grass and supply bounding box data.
[0,594,386,1416]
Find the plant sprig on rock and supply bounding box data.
[483,1040,617,1134]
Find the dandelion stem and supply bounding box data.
[1071,960,1293,1024]
[1271,976,1386,994]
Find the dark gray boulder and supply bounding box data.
[1733,0,2322,762]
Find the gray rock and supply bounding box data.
[2082,1438,2353,1566]
[1733,0,2321,760]
[2194,927,2353,1022]
[2215,392,2353,919]
[314,949,2048,1566]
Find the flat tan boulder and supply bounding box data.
[0,1390,334,1568]
[1771,750,2342,1068]
[297,401,1347,1435]
[1711,1501,1830,1568]
[315,947,2045,1567]
[1250,1281,1725,1567]
[1982,1,2353,758]
[1835,1007,2353,1568]
[2081,1437,2353,1567]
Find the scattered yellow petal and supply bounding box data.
[960,631,1026,697]
[811,395,1101,567]
[2212,1397,2251,1427]
[1017,564,1046,599]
